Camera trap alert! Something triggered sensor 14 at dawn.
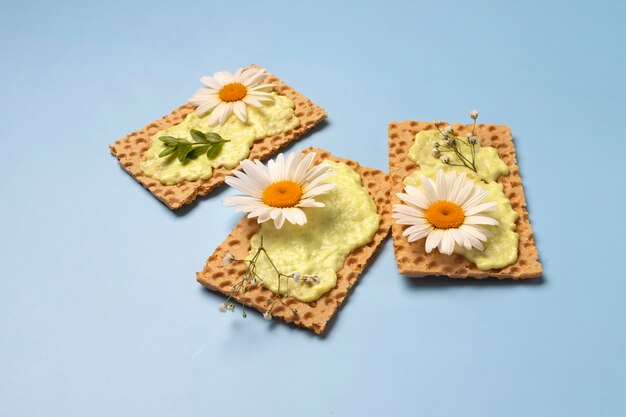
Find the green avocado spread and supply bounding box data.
[248,161,380,302]
[140,92,300,185]
[408,130,509,182]
[405,130,519,270]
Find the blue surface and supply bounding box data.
[1,1,625,416]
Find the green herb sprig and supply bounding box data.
[158,129,229,162]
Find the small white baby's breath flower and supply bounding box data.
[469,109,479,119]
[445,136,455,145]
[228,303,235,311]
[431,141,440,148]
[431,148,440,157]
[312,276,321,284]
[218,303,227,313]
[433,120,440,127]
[440,155,451,164]
[292,272,301,283]
[223,253,235,264]
[469,136,479,145]
[263,312,272,321]
[442,125,453,135]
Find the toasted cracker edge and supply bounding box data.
[388,121,542,279]
[110,65,327,209]
[196,147,391,334]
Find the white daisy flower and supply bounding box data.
[469,109,480,119]
[392,170,499,255]
[223,151,336,229]
[188,67,275,126]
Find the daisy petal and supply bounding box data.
[407,226,433,242]
[425,229,444,253]
[208,102,228,126]
[420,175,438,203]
[214,71,234,85]
[459,224,488,241]
[224,175,263,197]
[195,100,220,116]
[402,223,431,237]
[302,182,336,199]
[435,170,448,201]
[242,95,264,108]
[218,102,233,125]
[464,215,499,226]
[292,152,316,183]
[392,204,425,218]
[297,198,325,208]
[404,185,431,207]
[200,76,222,90]
[448,172,466,203]
[462,188,490,211]
[455,182,475,206]
[273,210,286,229]
[464,201,497,216]
[257,210,272,223]
[439,231,455,255]
[233,101,248,123]
[223,195,261,207]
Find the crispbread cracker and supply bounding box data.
[197,148,391,334]
[388,121,542,279]
[110,66,327,209]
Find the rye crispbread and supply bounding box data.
[197,148,391,334]
[388,121,542,279]
[109,66,327,210]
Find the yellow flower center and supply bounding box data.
[425,201,465,229]
[218,82,247,102]
[262,181,303,208]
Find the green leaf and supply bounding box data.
[177,144,192,162]
[205,132,224,143]
[157,131,228,162]
[159,136,189,145]
[206,142,225,159]
[158,146,177,158]
[187,145,209,160]
[190,129,209,143]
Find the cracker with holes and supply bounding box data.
[110,65,326,209]
[197,148,391,334]
[388,112,541,279]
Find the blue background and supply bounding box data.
[1,0,625,416]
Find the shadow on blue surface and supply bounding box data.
[402,274,545,288]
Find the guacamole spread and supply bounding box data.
[140,93,299,185]
[248,162,380,302]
